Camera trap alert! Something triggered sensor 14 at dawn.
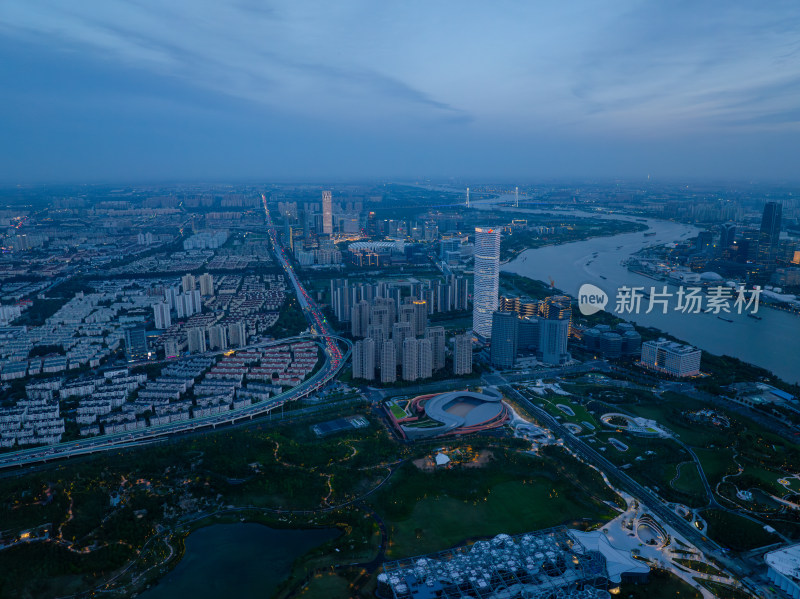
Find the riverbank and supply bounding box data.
[498,211,799,384]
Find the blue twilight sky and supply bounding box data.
[1,1,799,183]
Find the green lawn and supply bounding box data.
[783,477,800,493]
[388,404,406,420]
[694,447,737,487]
[624,399,731,448]
[701,509,778,551]
[618,568,701,599]
[674,558,724,576]
[735,460,791,496]
[385,479,614,558]
[696,579,753,599]
[593,433,702,504]
[298,574,352,599]
[372,448,620,559]
[671,462,707,503]
[535,394,600,429]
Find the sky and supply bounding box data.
[1,1,799,183]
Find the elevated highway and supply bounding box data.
[0,334,351,470]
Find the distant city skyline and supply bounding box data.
[1,2,799,183]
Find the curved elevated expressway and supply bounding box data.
[0,334,351,470]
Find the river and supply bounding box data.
[470,194,799,384]
[139,523,338,599]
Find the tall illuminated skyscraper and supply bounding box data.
[472,227,500,338]
[322,190,333,235]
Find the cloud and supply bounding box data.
[562,1,800,132]
[0,0,471,125]
[0,0,798,181]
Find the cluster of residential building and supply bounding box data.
[0,286,161,381]
[2,203,184,281]
[331,276,472,383]
[294,237,343,266]
[0,338,320,446]
[0,397,65,448]
[3,268,288,384]
[330,275,469,326]
[156,273,287,357]
[182,230,228,250]
[111,229,273,277]
[352,326,472,383]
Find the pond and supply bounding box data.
[140,522,339,599]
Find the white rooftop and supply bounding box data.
[435,452,451,466]
[569,530,650,583]
[766,543,800,582]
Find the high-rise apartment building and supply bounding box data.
[353,338,376,380]
[416,339,433,380]
[434,280,452,313]
[367,324,386,364]
[453,334,473,375]
[351,300,370,338]
[198,273,214,296]
[393,322,414,366]
[412,300,428,336]
[153,302,171,330]
[193,289,202,314]
[402,338,418,381]
[381,340,396,383]
[425,326,446,371]
[208,325,228,350]
[322,190,333,235]
[181,273,196,294]
[187,328,207,353]
[453,275,469,311]
[399,303,416,332]
[370,304,392,337]
[472,227,501,338]
[227,321,247,347]
[375,297,396,327]
[164,285,181,311]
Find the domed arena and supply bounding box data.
[385,389,509,440]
